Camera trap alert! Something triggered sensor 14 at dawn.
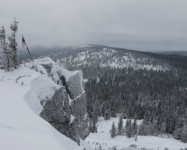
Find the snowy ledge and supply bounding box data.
[0,58,84,150]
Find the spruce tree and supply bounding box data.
[104,110,110,120]
[8,18,18,69]
[166,115,175,134]
[129,119,132,137]
[117,115,123,135]
[181,125,187,143]
[160,122,166,133]
[132,119,138,137]
[125,119,129,135]
[138,122,146,135]
[126,119,132,138]
[173,127,182,140]
[111,122,116,138]
[89,118,97,133]
[89,119,92,132]
[92,120,97,133]
[135,133,138,141]
[0,26,10,71]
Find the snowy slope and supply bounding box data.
[0,60,82,150]
[86,117,187,150]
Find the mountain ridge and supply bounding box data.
[19,44,187,71]
[49,45,173,71]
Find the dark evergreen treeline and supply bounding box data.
[85,67,187,142]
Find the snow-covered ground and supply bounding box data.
[85,117,187,150]
[0,59,82,150]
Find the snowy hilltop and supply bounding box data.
[0,57,89,150]
[49,45,170,71]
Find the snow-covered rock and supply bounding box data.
[33,57,90,144]
[0,57,89,150]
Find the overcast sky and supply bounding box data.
[0,0,187,51]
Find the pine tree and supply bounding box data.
[135,133,138,141]
[104,110,110,120]
[125,119,129,135]
[132,119,138,137]
[111,122,116,138]
[129,119,132,137]
[89,118,92,132]
[125,119,132,138]
[92,121,97,133]
[89,118,97,133]
[160,122,166,133]
[117,115,123,135]
[181,125,187,143]
[138,122,146,135]
[173,127,182,140]
[8,18,18,69]
[0,26,10,71]
[166,115,175,134]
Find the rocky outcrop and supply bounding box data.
[35,57,90,145]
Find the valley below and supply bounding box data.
[85,116,187,150]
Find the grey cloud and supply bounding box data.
[0,0,187,51]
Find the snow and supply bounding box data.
[70,115,75,124]
[83,78,88,83]
[0,60,82,150]
[34,64,48,75]
[25,74,60,114]
[69,91,85,105]
[85,117,187,150]
[51,64,73,81]
[50,63,82,83]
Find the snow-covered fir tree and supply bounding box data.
[125,119,132,138]
[8,18,19,69]
[89,105,98,133]
[181,125,187,143]
[0,26,10,71]
[117,115,123,135]
[104,110,110,120]
[89,118,97,133]
[111,121,116,138]
[132,118,138,137]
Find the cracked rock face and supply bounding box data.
[39,62,90,145]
